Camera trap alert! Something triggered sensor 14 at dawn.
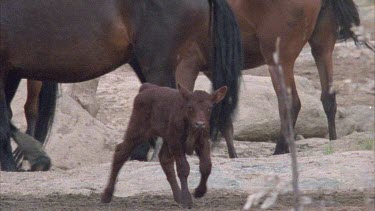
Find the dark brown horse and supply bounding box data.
[101,83,227,208]
[175,0,369,156]
[0,0,242,171]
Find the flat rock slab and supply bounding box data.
[1,151,373,199]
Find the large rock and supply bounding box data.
[95,71,373,143]
[45,93,120,169]
[65,79,100,117]
[336,105,375,137]
[195,75,327,142]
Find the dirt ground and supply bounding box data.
[1,190,374,211]
[1,2,374,211]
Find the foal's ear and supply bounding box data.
[212,86,228,103]
[178,83,191,100]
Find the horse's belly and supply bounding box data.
[242,34,265,69]
[2,0,131,82]
[9,48,129,82]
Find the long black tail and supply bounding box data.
[328,0,360,42]
[209,0,243,141]
[328,0,374,52]
[34,81,58,145]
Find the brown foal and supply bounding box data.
[101,83,227,208]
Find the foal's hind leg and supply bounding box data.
[159,142,181,204]
[101,138,138,203]
[25,80,42,137]
[309,11,337,140]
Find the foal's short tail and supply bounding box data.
[208,0,243,141]
[34,82,58,145]
[328,0,375,52]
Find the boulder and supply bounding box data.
[45,93,120,169]
[65,79,100,117]
[336,105,375,137]
[195,75,327,142]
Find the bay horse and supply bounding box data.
[0,0,242,171]
[175,0,370,156]
[101,83,227,208]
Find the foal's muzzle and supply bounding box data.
[194,121,206,129]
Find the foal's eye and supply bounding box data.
[187,105,193,111]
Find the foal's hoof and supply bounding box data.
[193,186,207,198]
[180,193,193,209]
[30,155,51,171]
[180,202,192,209]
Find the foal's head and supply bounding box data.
[178,84,227,133]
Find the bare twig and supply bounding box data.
[272,37,301,211]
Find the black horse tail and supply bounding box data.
[208,0,243,142]
[34,81,58,145]
[327,0,375,52]
[327,0,360,42]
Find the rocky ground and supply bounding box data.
[1,1,374,210]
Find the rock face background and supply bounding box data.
[11,70,374,169]
[2,1,374,210]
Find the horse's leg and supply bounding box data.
[171,144,192,208]
[177,46,238,158]
[175,46,201,91]
[159,142,181,203]
[5,71,21,120]
[220,120,237,158]
[309,10,337,140]
[10,125,51,171]
[128,58,152,161]
[129,52,177,161]
[193,139,212,198]
[25,80,42,137]
[0,69,16,171]
[150,137,163,161]
[201,72,238,158]
[268,62,301,154]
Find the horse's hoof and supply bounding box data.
[30,155,51,171]
[273,148,290,155]
[1,163,17,172]
[229,152,238,159]
[273,141,290,155]
[193,186,207,198]
[101,193,112,203]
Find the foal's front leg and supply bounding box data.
[171,146,192,208]
[159,142,181,203]
[194,140,212,198]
